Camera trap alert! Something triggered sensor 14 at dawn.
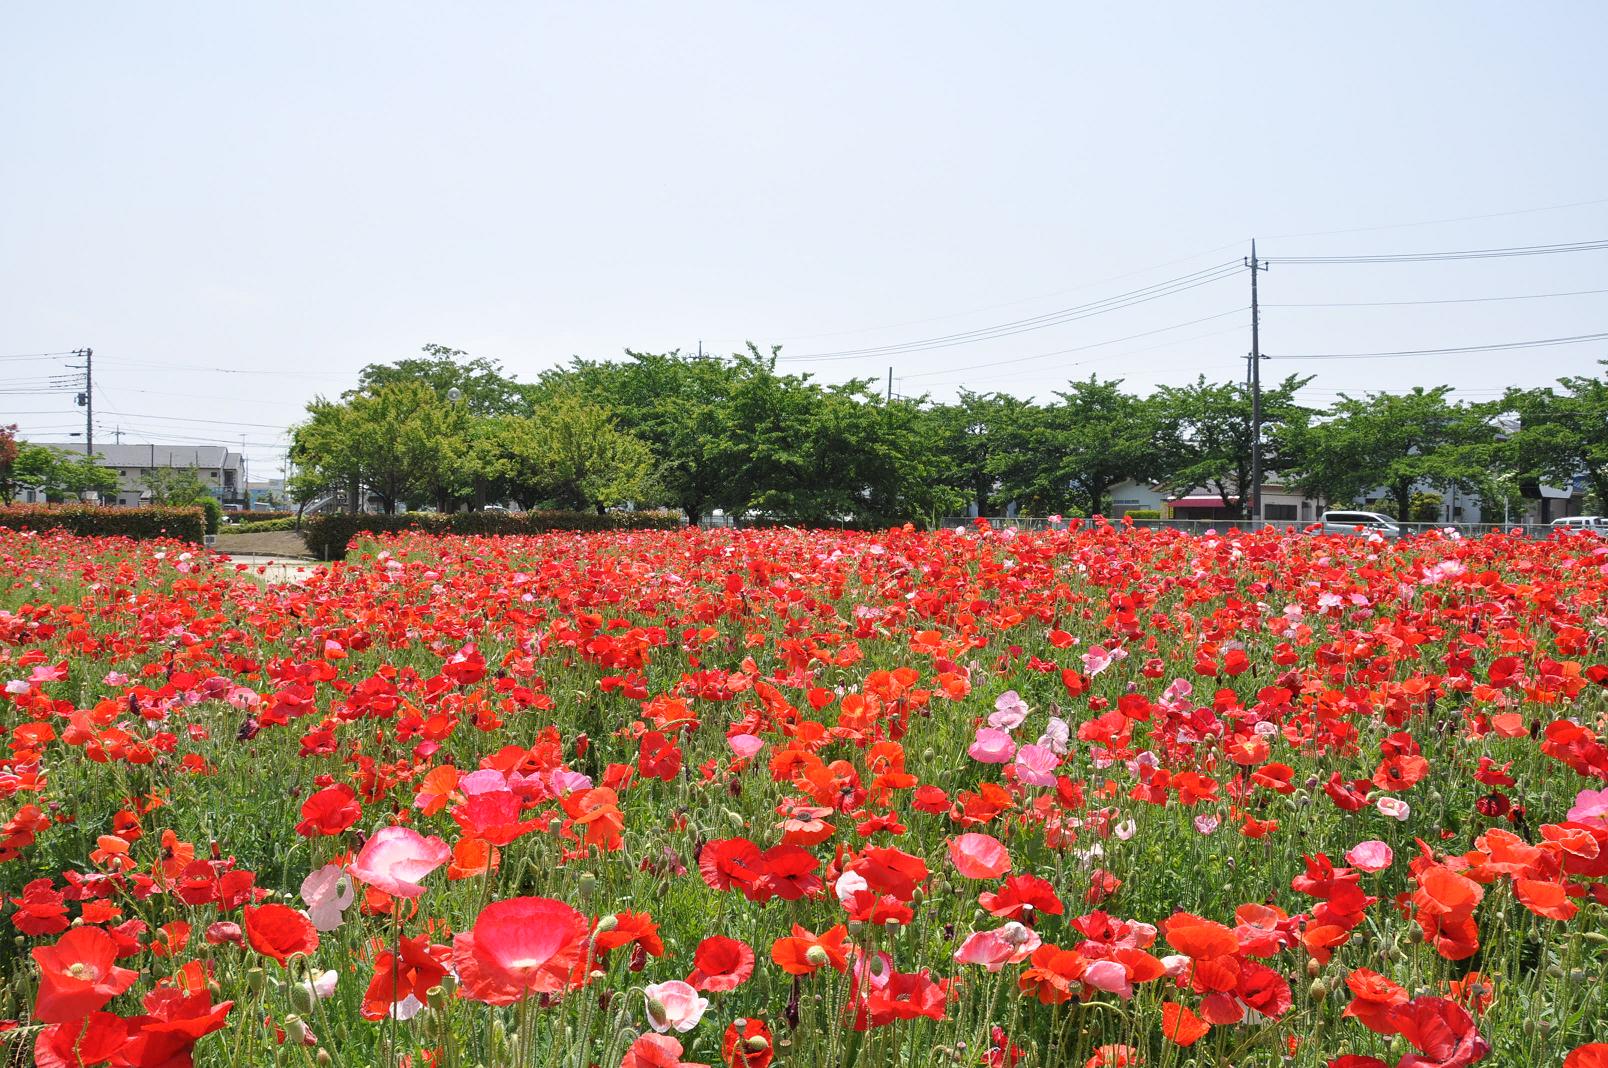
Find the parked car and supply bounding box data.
[1318,510,1402,538]
[1550,515,1606,536]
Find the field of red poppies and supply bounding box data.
[2,523,1607,1068]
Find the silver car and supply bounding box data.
[1550,515,1607,536]
[1318,510,1402,538]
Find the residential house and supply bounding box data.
[40,443,248,508]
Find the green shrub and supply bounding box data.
[0,505,207,543]
[224,517,298,534]
[1124,509,1162,520]
[225,510,296,525]
[200,497,223,536]
[301,510,684,560]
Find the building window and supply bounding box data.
[1265,504,1299,521]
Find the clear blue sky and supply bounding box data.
[4,3,1607,477]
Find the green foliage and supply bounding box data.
[141,465,212,506]
[199,496,223,535]
[225,516,298,533]
[0,425,17,505]
[1285,386,1496,516]
[353,343,531,416]
[300,509,683,559]
[506,393,656,513]
[1123,508,1161,519]
[1153,374,1312,514]
[0,505,206,541]
[990,376,1165,516]
[924,390,1029,517]
[14,447,121,503]
[1499,362,1608,509]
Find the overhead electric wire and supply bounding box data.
[1275,330,1608,361]
[1265,238,1608,265]
[911,322,1247,391]
[707,239,1247,344]
[1264,195,1608,240]
[901,308,1245,380]
[777,262,1242,362]
[1266,287,1608,308]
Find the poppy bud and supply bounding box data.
[911,887,924,906]
[316,1050,332,1067]
[745,1035,770,1053]
[723,808,746,829]
[290,983,316,1015]
[577,872,598,902]
[805,945,830,967]
[1308,979,1327,1001]
[1305,959,1322,978]
[595,913,619,934]
[284,1015,308,1046]
[246,967,267,995]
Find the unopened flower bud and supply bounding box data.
[805,945,831,967]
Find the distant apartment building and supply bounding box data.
[38,443,247,508]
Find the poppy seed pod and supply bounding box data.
[577,872,597,901]
[283,1015,308,1046]
[246,967,267,994]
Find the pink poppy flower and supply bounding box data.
[1567,787,1608,829]
[1375,797,1411,822]
[1345,840,1394,873]
[988,690,1030,731]
[728,734,764,759]
[350,827,450,899]
[1083,959,1133,998]
[643,979,709,1033]
[948,833,1012,879]
[1014,744,1060,786]
[300,864,355,931]
[968,728,1016,764]
[953,922,1040,971]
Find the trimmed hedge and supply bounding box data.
[225,517,298,534]
[225,510,296,525]
[0,505,207,543]
[302,510,685,560]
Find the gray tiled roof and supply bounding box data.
[37,443,243,468]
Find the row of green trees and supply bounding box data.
[284,344,1608,524]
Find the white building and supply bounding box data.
[38,443,247,508]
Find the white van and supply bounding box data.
[1550,515,1606,536]
[1318,510,1402,538]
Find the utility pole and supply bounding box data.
[1246,243,1268,527]
[887,367,893,402]
[84,349,93,461]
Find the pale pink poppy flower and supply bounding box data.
[1567,787,1608,828]
[728,734,764,759]
[1113,819,1137,841]
[1013,745,1060,787]
[1193,815,1220,836]
[948,833,1012,879]
[988,690,1030,731]
[1083,959,1133,998]
[300,864,355,931]
[643,980,709,1033]
[1345,840,1394,872]
[834,870,869,907]
[459,769,511,796]
[953,922,1041,971]
[1036,717,1071,755]
[1375,796,1411,821]
[350,826,450,899]
[1160,954,1190,979]
[968,728,1016,764]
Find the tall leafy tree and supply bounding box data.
[354,344,529,416]
[991,377,1163,517]
[927,390,1029,516]
[1285,386,1495,517]
[513,394,656,513]
[1153,374,1313,515]
[1499,362,1608,509]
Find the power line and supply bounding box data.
[901,309,1244,380]
[1265,287,1608,308]
[1265,238,1608,265]
[1275,330,1608,361]
[706,239,1246,344]
[778,262,1242,362]
[1264,195,1608,240]
[909,323,1246,390]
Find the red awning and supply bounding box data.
[1166,496,1231,510]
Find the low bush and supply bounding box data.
[223,517,298,534]
[225,510,296,525]
[199,497,223,535]
[301,509,684,559]
[0,505,207,543]
[1124,508,1162,520]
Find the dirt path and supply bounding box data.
[214,530,313,559]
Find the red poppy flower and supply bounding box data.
[687,936,755,991]
[243,904,319,966]
[1160,1002,1210,1046]
[32,926,140,1023]
[722,1017,773,1068]
[452,896,589,1004]
[295,783,361,837]
[948,833,1012,880]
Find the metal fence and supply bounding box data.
[937,517,1549,538]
